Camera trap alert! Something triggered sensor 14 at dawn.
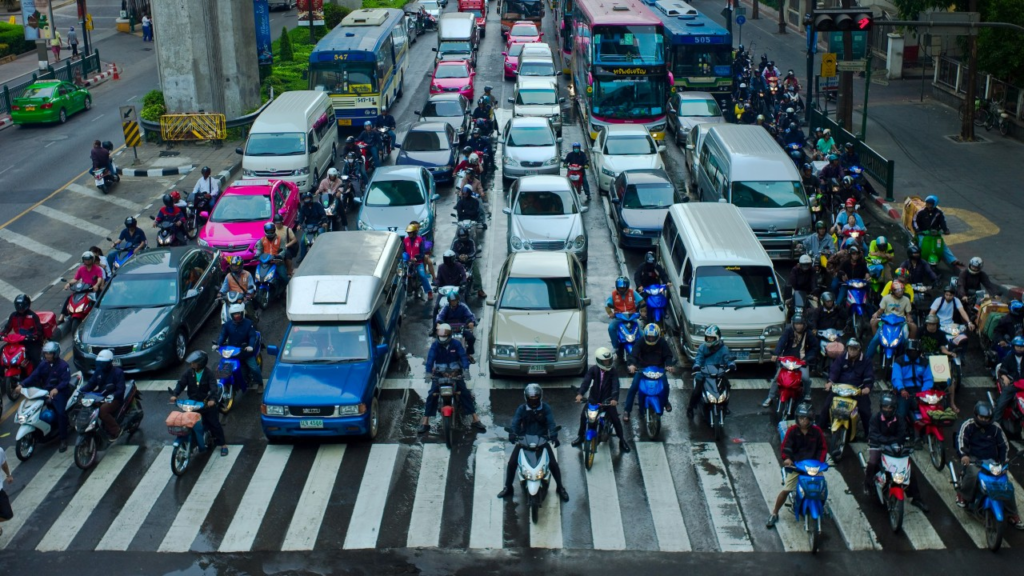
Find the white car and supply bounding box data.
[503,175,588,262]
[593,124,666,193]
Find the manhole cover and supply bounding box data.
[944,134,990,144]
[159,151,181,157]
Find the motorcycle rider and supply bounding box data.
[418,323,486,434]
[81,349,125,439]
[1,294,45,368]
[170,350,229,457]
[213,304,263,391]
[481,85,497,113]
[339,152,368,198]
[624,324,678,421]
[466,127,493,168]
[766,402,828,528]
[498,383,569,502]
[153,193,187,246]
[800,164,821,194]
[863,393,930,512]
[253,222,289,284]
[297,191,329,251]
[809,291,848,335]
[929,282,974,329]
[761,60,780,82]
[762,316,817,407]
[818,153,844,183]
[219,255,255,302]
[633,251,669,293]
[994,336,1024,427]
[404,223,435,300]
[913,195,962,267]
[436,292,478,361]
[816,129,837,159]
[108,216,147,269]
[89,139,115,179]
[840,142,861,169]
[891,340,935,424]
[954,402,1024,529]
[831,197,864,236]
[993,300,1024,361]
[471,98,494,136]
[66,251,106,293]
[834,245,869,304]
[375,106,397,151]
[686,325,736,419]
[455,185,487,229]
[342,135,360,159]
[867,281,917,359]
[357,120,382,168]
[956,256,1003,305]
[571,347,630,453]
[451,226,485,299]
[819,338,874,436]
[783,69,801,92]
[802,221,836,261]
[14,342,71,452]
[563,142,591,200]
[190,166,221,205]
[605,276,646,359]
[315,167,343,231]
[899,244,938,287]
[783,125,807,149]
[788,254,817,304]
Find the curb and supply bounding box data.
[216,161,241,186]
[869,194,901,222]
[0,114,12,131]
[83,68,114,88]
[119,165,195,177]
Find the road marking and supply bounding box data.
[158,446,241,552]
[691,442,753,552]
[528,445,563,549]
[0,154,117,231]
[469,442,505,549]
[66,183,144,212]
[943,207,1000,247]
[218,445,292,553]
[911,452,1001,548]
[635,442,690,552]
[96,445,175,551]
[406,443,450,548]
[36,445,137,551]
[33,204,111,237]
[825,453,881,550]
[0,278,26,302]
[0,228,72,262]
[344,443,400,549]
[742,442,811,552]
[91,113,105,122]
[0,450,73,549]
[850,443,945,550]
[281,444,345,551]
[134,380,177,392]
[585,443,626,550]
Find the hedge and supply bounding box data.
[0,22,32,59]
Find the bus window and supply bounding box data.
[311,65,377,94]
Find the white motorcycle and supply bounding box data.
[14,372,84,461]
[505,425,561,523]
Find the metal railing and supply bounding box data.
[810,107,896,202]
[0,52,102,115]
[933,56,1024,121]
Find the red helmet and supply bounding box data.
[844,198,856,208]
[170,190,182,203]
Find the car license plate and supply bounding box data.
[650,238,659,246]
[25,106,35,111]
[338,119,352,126]
[733,350,750,361]
[525,170,537,175]
[300,419,324,429]
[528,364,547,374]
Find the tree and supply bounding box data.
[280,26,294,63]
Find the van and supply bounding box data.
[435,12,478,65]
[693,124,812,259]
[657,203,786,363]
[684,122,714,189]
[238,91,338,191]
[261,231,405,440]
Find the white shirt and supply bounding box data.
[142,16,152,26]
[192,176,221,201]
[930,296,964,325]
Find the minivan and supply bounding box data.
[238,91,338,191]
[693,124,812,259]
[657,203,786,363]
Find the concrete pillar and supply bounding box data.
[152,0,261,118]
[331,0,362,10]
[885,33,904,81]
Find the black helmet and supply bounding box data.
[645,251,656,265]
[795,402,813,420]
[477,97,486,106]
[125,216,137,228]
[201,166,211,176]
[264,222,276,235]
[462,146,472,155]
[792,315,806,330]
[907,244,921,257]
[162,194,174,208]
[13,294,30,313]
[185,350,209,371]
[905,339,921,360]
[346,135,356,144]
[443,249,455,266]
[974,401,994,423]
[524,383,543,409]
[346,152,357,161]
[484,85,493,92]
[456,227,469,240]
[880,393,897,417]
[820,291,835,307]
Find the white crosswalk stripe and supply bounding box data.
[281,444,345,551]
[635,442,690,552]
[469,441,506,550]
[691,442,753,552]
[344,444,400,549]
[66,183,145,211]
[4,445,22,475]
[406,444,450,549]
[743,442,812,552]
[911,452,998,548]
[585,443,626,550]
[0,450,73,549]
[0,228,72,263]
[158,446,241,552]
[96,445,175,551]
[219,445,292,553]
[32,205,111,238]
[529,447,563,549]
[826,454,881,550]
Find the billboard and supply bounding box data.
[254,0,273,65]
[22,0,55,41]
[297,0,324,27]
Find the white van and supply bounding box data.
[238,91,338,190]
[657,203,786,363]
[693,124,812,260]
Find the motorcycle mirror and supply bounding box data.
[486,298,496,306]
[149,215,156,220]
[581,297,591,306]
[559,97,566,104]
[353,197,362,204]
[267,345,279,356]
[200,211,209,218]
[580,206,589,213]
[431,194,440,201]
[507,97,514,103]
[105,237,114,242]
[503,426,513,433]
[309,145,319,153]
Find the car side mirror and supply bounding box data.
[658,143,667,153]
[432,47,438,52]
[680,195,690,203]
[556,137,562,144]
[310,144,319,153]
[414,110,421,115]
[581,206,590,213]
[685,144,694,150]
[184,288,201,299]
[581,297,591,306]
[267,345,279,356]
[278,208,287,215]
[486,298,496,306]
[502,207,511,215]
[507,97,514,103]
[611,197,620,204]
[393,143,401,149]
[679,284,690,298]
[431,193,441,201]
[235,147,244,155]
[375,343,389,358]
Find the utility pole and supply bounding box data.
[778,0,787,34]
[804,13,816,126]
[961,0,978,141]
[724,1,734,42]
[837,0,854,130]
[753,0,759,20]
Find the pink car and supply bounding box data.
[430,60,476,100]
[198,179,300,265]
[506,21,541,48]
[503,41,528,80]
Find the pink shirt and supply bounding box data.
[75,265,104,287]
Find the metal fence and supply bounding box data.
[810,107,896,202]
[0,52,102,116]
[933,56,1024,121]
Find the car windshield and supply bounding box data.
[244,132,305,156]
[604,134,656,155]
[507,43,525,57]
[101,274,178,308]
[510,25,539,37]
[679,99,722,117]
[731,181,808,208]
[507,125,554,146]
[435,64,470,79]
[422,0,439,7]
[365,179,425,207]
[622,183,674,209]
[519,61,556,76]
[210,194,272,223]
[515,189,577,215]
[279,324,370,363]
[693,266,781,308]
[499,277,579,310]
[592,76,667,118]
[21,86,55,99]
[516,88,557,105]
[422,100,464,117]
[439,41,472,53]
[594,25,664,62]
[402,129,448,151]
[505,1,542,17]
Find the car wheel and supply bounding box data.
[173,330,188,364]
[84,98,92,111]
[58,109,67,124]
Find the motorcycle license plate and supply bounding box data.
[528,364,547,374]
[338,119,352,126]
[569,175,580,181]
[299,419,324,429]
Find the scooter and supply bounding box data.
[845,279,871,340]
[917,230,944,267]
[566,163,585,198]
[581,401,614,471]
[774,356,805,420]
[13,372,84,461]
[504,425,561,524]
[431,361,464,449]
[401,252,428,301]
[73,381,144,470]
[949,459,1016,551]
[166,395,214,477]
[253,253,286,320]
[991,379,1024,439]
[866,256,887,301]
[638,366,667,440]
[303,222,322,250]
[860,443,914,533]
[91,142,119,194]
[642,284,669,330]
[786,142,804,167]
[58,282,96,340]
[319,188,338,229]
[153,219,185,247]
[611,312,641,361]
[877,313,908,378]
[817,328,845,375]
[213,337,262,414]
[697,363,732,441]
[340,174,360,213]
[3,322,55,402]
[355,141,375,175]
[451,212,484,244]
[827,383,862,461]
[219,291,254,325]
[377,126,393,161]
[105,236,140,273]
[913,386,957,470]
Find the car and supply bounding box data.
[666,91,725,147]
[198,179,300,264]
[519,42,553,60]
[506,20,541,46]
[73,247,224,374]
[268,1,297,9]
[487,251,590,378]
[515,55,558,83]
[502,41,528,79]
[501,116,561,182]
[592,124,666,193]
[505,175,589,262]
[356,166,440,242]
[415,94,472,144]
[11,80,91,125]
[509,77,564,135]
[395,122,459,185]
[609,169,683,248]
[430,60,476,100]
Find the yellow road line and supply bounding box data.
[943,207,1000,247]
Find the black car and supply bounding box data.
[395,122,459,185]
[609,169,685,248]
[73,247,224,373]
[415,93,472,145]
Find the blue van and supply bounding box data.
[261,231,405,440]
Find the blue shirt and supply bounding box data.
[217,318,259,349]
[21,358,71,393]
[436,302,475,326]
[836,212,865,230]
[425,338,469,372]
[510,403,557,438]
[83,366,126,399]
[118,227,147,246]
[891,356,934,391]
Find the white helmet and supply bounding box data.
[228,303,245,317]
[327,167,339,177]
[82,251,96,261]
[96,349,114,363]
[595,347,613,371]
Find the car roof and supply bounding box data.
[516,77,557,90]
[409,121,448,132]
[371,165,424,180]
[224,179,286,195]
[517,175,571,192]
[29,80,62,87]
[512,20,538,27]
[679,91,717,101]
[426,93,466,103]
[508,116,553,128]
[436,60,470,67]
[621,169,672,186]
[118,247,198,275]
[508,252,572,278]
[603,124,651,136]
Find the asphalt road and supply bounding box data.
[1,5,1023,573]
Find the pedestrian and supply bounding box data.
[50,29,62,62]
[0,445,13,538]
[142,13,152,42]
[68,26,79,60]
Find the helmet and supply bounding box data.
[170,191,182,203]
[162,194,174,208]
[786,107,795,115]
[572,142,581,150]
[820,292,835,307]
[436,323,452,344]
[201,166,212,176]
[228,256,243,268]
[273,213,284,224]
[844,142,854,150]
[346,152,357,161]
[461,185,473,196]
[524,383,543,409]
[95,349,114,365]
[456,227,469,240]
[943,282,956,294]
[469,153,479,164]
[769,60,775,67]
[185,350,208,370]
[815,220,827,230]
[824,128,832,135]
[968,257,983,274]
[82,251,95,262]
[1010,300,1024,316]
[42,341,60,357]
[364,120,372,128]
[905,339,922,360]
[739,82,747,89]
[925,195,938,206]
[792,315,806,330]
[827,153,838,162]
[795,402,814,420]
[301,191,314,202]
[848,245,862,255]
[229,303,245,319]
[406,223,420,234]
[643,323,661,345]
[346,136,355,144]
[738,44,745,52]
[595,347,614,371]
[477,97,485,106]
[704,325,722,350]
[615,276,629,291]
[443,249,456,265]
[925,314,939,325]
[787,69,795,76]
[471,127,480,136]
[974,401,994,422]
[842,176,853,186]
[462,146,472,155]
[844,198,857,208]
[14,294,30,313]
[446,291,460,305]
[484,85,493,92]
[894,267,909,280]
[798,254,812,267]
[645,251,656,265]
[846,338,861,349]
[124,216,137,228]
[907,244,921,257]
[327,167,339,177]
[1012,335,1024,348]
[263,222,275,235]
[880,393,897,417]
[756,114,765,123]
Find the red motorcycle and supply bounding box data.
[2,311,56,402]
[773,356,805,420]
[58,282,97,339]
[912,388,957,470]
[993,378,1024,440]
[355,140,375,175]
[567,163,585,197]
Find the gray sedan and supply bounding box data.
[501,116,561,183]
[504,175,589,262]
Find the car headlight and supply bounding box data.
[293,167,310,176]
[438,164,452,171]
[690,323,708,337]
[242,169,256,177]
[650,123,666,133]
[796,226,811,236]
[622,227,644,236]
[357,219,371,230]
[542,157,559,166]
[600,166,616,177]
[337,404,363,416]
[510,236,523,250]
[559,345,582,358]
[493,345,516,358]
[551,114,561,123]
[505,157,520,167]
[418,219,430,231]
[762,325,783,337]
[138,327,169,351]
[197,238,210,247]
[462,85,472,91]
[263,404,285,416]
[572,234,586,250]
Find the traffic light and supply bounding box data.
[813,8,873,32]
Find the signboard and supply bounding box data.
[820,52,837,78]
[828,31,868,60]
[297,0,324,27]
[253,0,273,66]
[836,59,867,72]
[120,105,141,148]
[736,15,746,25]
[22,0,55,40]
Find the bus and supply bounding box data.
[555,0,574,73]
[499,0,544,37]
[308,8,410,131]
[571,0,670,140]
[648,0,732,105]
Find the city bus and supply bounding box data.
[308,8,410,131]
[571,0,670,140]
[648,0,732,105]
[499,0,544,37]
[555,0,575,73]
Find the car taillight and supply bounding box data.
[11,105,19,111]
[41,103,53,109]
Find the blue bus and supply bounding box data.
[647,1,732,102]
[309,8,411,130]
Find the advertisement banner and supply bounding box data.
[254,0,273,66]
[22,0,54,41]
[297,0,325,27]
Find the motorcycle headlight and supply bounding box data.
[558,345,582,359]
[600,166,616,177]
[505,157,520,167]
[139,327,169,351]
[263,404,285,416]
[587,408,599,422]
[762,325,784,337]
[15,413,27,424]
[294,167,310,176]
[572,234,586,250]
[197,238,210,247]
[510,236,524,250]
[881,335,891,347]
[892,472,906,485]
[990,464,1004,476]
[81,397,95,407]
[805,466,820,476]
[703,391,720,404]
[493,345,516,358]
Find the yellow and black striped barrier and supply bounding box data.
[122,120,141,147]
[160,113,227,141]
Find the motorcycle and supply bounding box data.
[73,380,144,470]
[355,140,375,175]
[827,383,862,461]
[638,365,668,440]
[377,126,393,161]
[786,142,804,166]
[581,401,614,471]
[401,252,428,301]
[913,386,957,469]
[319,189,338,230]
[844,279,871,340]
[166,395,214,477]
[340,174,360,213]
[303,222,323,250]
[504,425,561,523]
[213,337,262,414]
[3,313,55,401]
[642,284,669,330]
[774,357,805,420]
[949,459,1016,551]
[612,312,640,360]
[697,363,732,441]
[153,219,185,247]
[58,282,96,340]
[991,378,1024,439]
[917,230,944,267]
[451,212,484,244]
[776,420,831,553]
[13,372,84,461]
[105,236,140,273]
[860,443,914,533]
[877,313,908,378]
[431,361,464,449]
[253,253,286,320]
[91,142,119,194]
[219,291,254,326]
[817,327,845,375]
[865,255,887,300]
[186,194,213,239]
[566,163,585,198]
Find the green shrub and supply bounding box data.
[0,22,31,56]
[324,3,350,29]
[140,90,166,122]
[0,43,9,58]
[279,26,294,62]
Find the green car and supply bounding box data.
[11,80,92,125]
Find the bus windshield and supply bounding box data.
[594,26,663,62]
[592,77,666,118]
[504,0,543,18]
[311,62,378,94]
[670,44,732,78]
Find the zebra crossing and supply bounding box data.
[4,430,1020,555]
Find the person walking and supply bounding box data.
[50,29,62,62]
[142,13,153,42]
[68,26,79,60]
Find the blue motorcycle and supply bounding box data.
[106,237,139,273]
[638,366,666,440]
[612,312,641,359]
[581,401,614,470]
[877,313,907,377]
[786,142,805,166]
[253,253,286,321]
[775,421,831,552]
[642,284,669,329]
[166,396,213,477]
[950,459,1015,551]
[213,337,262,414]
[844,279,871,340]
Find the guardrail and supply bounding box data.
[810,107,896,202]
[139,90,276,140]
[160,113,227,141]
[934,55,1023,121]
[0,52,102,116]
